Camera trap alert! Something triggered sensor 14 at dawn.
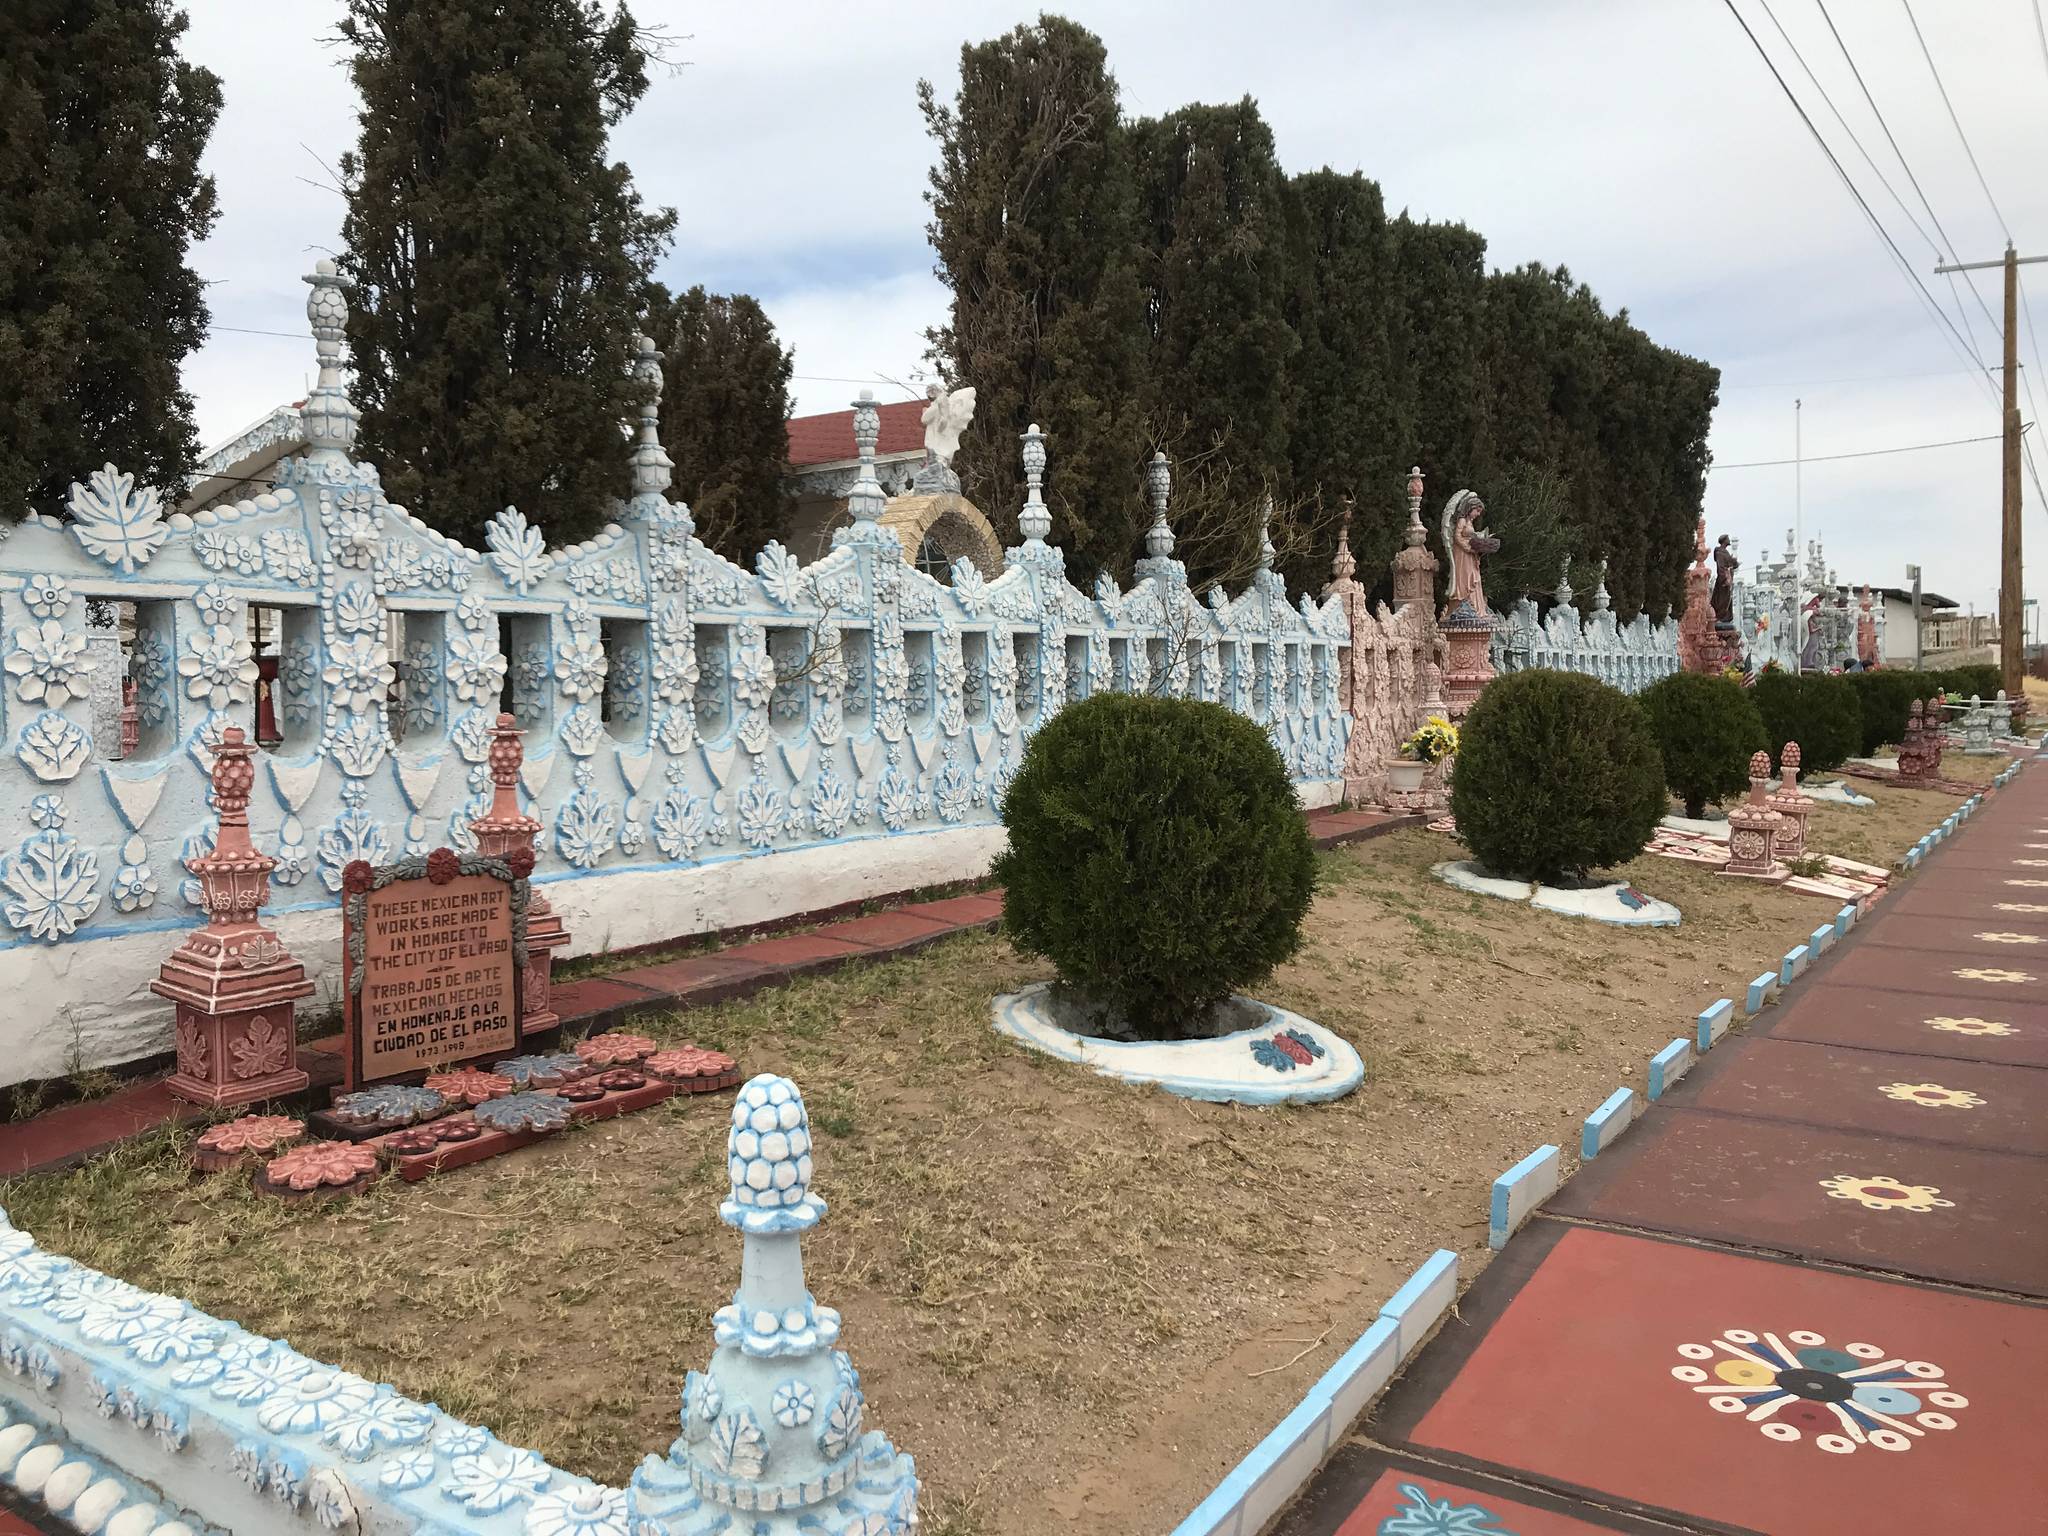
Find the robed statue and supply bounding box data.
[1439,490,1499,618]
[1711,534,1739,626]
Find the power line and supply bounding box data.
[1708,430,2002,470]
[1722,364,1992,390]
[213,325,307,340]
[1901,0,2013,243]
[1723,0,1999,393]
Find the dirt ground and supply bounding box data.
[0,770,1985,1536]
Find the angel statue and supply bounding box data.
[914,383,978,494]
[1439,490,1500,619]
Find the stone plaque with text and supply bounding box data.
[342,849,528,1088]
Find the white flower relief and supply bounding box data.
[379,1445,437,1491]
[322,1384,433,1458]
[178,623,257,710]
[446,630,508,703]
[524,1485,631,1536]
[6,619,94,708]
[21,574,69,619]
[730,644,776,713]
[445,1446,551,1512]
[322,635,396,715]
[261,528,316,584]
[332,488,382,568]
[557,633,608,702]
[650,639,698,703]
[256,1368,378,1436]
[457,593,491,631]
[212,1345,315,1406]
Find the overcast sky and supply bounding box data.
[177,1,2048,616]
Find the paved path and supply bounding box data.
[1279,768,2048,1536]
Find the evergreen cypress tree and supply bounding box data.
[337,0,675,548]
[649,285,794,563]
[1130,100,1303,588]
[0,0,220,520]
[919,16,1152,586]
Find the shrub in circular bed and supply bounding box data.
[993,692,1315,1040]
[1752,669,1861,774]
[1449,668,1666,885]
[1638,671,1768,819]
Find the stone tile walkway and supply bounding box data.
[1279,769,2048,1536]
[0,806,1413,1178]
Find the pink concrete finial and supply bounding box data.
[468,713,570,1040]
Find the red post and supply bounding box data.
[471,713,571,1038]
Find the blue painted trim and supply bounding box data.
[1581,1086,1635,1158]
[1810,922,1835,954]
[1378,1249,1459,1343]
[1488,1146,1559,1250]
[1648,1037,1691,1100]
[1781,944,1809,984]
[1697,998,1734,1052]
[1835,904,1856,938]
[1746,972,1777,1015]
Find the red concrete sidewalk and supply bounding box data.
[1281,768,2048,1536]
[0,805,1413,1179]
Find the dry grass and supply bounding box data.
[0,773,1972,1535]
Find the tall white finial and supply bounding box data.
[300,258,360,457]
[849,390,886,525]
[628,332,673,499]
[1143,451,1174,559]
[1018,423,1051,544]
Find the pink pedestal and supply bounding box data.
[471,713,571,1039]
[153,728,312,1109]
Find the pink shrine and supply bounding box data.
[152,727,314,1108]
[470,713,570,1038]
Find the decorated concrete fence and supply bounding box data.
[0,262,1351,1085]
[1492,566,1680,695]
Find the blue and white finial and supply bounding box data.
[1017,423,1051,544]
[630,1072,919,1533]
[1257,494,1277,572]
[628,331,673,499]
[1144,451,1174,560]
[300,258,360,457]
[721,1073,823,1233]
[848,391,887,526]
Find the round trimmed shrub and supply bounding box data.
[1449,669,1666,885]
[1751,669,1862,774]
[993,692,1314,1040]
[1846,669,1925,754]
[1638,672,1768,819]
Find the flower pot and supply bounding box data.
[1386,757,1427,793]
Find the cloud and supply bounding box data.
[170,0,2045,615]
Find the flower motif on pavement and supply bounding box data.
[1927,1015,2016,1037]
[7,619,94,708]
[1819,1174,1955,1213]
[21,574,69,619]
[1953,967,2033,984]
[196,1115,305,1158]
[444,1446,550,1512]
[525,1485,630,1536]
[179,622,257,710]
[1378,1481,1515,1535]
[1972,931,2043,945]
[1671,1327,1965,1454]
[1879,1082,1985,1110]
[323,635,396,715]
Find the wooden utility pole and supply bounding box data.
[1935,244,2045,699]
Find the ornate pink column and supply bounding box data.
[1768,741,1812,858]
[1723,752,1784,881]
[153,727,313,1108]
[1679,519,1719,674]
[471,712,571,1038]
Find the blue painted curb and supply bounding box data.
[1489,1146,1560,1250]
[1697,997,1734,1051]
[1581,1086,1636,1159]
